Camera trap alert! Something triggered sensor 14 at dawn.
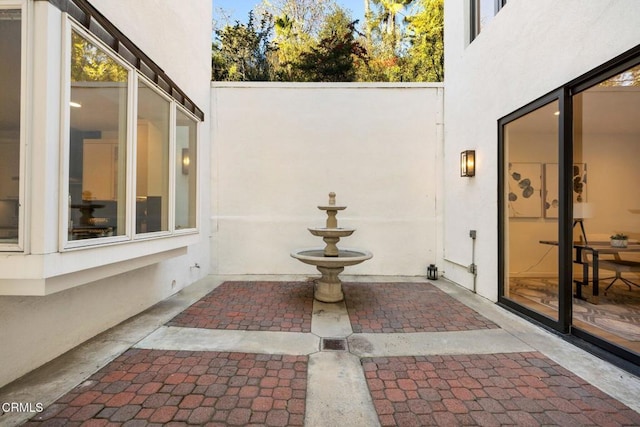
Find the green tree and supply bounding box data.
[402,0,444,81]
[364,0,373,42]
[367,0,415,52]
[293,9,367,82]
[378,0,415,48]
[358,0,415,81]
[212,11,276,81]
[261,0,340,81]
[271,13,315,80]
[259,0,337,37]
[210,0,443,82]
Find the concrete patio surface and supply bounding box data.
[1,275,640,426]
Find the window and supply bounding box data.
[68,30,129,241]
[65,24,200,247]
[470,0,507,41]
[175,109,197,230]
[136,81,170,235]
[0,7,22,247]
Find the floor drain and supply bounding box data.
[322,338,347,351]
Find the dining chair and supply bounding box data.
[601,257,640,294]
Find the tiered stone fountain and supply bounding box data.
[291,192,372,302]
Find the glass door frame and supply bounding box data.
[567,49,640,366]
[498,44,640,368]
[497,88,573,334]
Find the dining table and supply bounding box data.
[539,240,640,304]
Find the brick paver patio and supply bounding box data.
[344,282,499,333]
[167,281,313,332]
[15,281,640,426]
[363,352,640,426]
[26,349,307,426]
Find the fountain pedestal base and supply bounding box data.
[314,266,345,302]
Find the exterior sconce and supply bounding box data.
[182,148,190,175]
[460,150,475,177]
[427,264,438,280]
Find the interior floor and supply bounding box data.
[508,276,640,354]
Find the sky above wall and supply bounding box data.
[212,0,366,26]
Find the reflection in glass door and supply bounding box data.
[501,99,561,323]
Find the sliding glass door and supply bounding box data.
[500,49,640,366]
[499,93,568,330]
[571,63,640,357]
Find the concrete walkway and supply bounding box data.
[1,275,640,426]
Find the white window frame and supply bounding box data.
[0,0,28,253]
[173,104,200,235]
[132,74,174,241]
[61,20,136,250]
[60,15,199,251]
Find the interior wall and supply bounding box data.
[443,0,640,300]
[210,83,444,277]
[582,133,640,241]
[506,132,640,275]
[506,130,558,276]
[0,0,211,388]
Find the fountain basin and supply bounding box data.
[291,248,372,267]
[308,228,355,238]
[317,205,346,211]
[291,247,373,302]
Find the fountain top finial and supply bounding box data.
[329,192,336,206]
[318,192,346,211]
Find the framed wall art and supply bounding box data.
[543,163,587,218]
[508,162,542,218]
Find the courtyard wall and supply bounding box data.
[210,83,444,277]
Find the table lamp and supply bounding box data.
[573,202,593,244]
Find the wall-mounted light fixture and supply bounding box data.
[182,148,190,175]
[460,150,475,177]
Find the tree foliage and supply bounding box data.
[211,0,444,82]
[212,11,276,81]
[403,0,443,81]
[369,0,415,52]
[258,0,337,37]
[293,14,368,82]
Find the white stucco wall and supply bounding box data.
[211,83,444,277]
[0,0,211,388]
[443,0,640,300]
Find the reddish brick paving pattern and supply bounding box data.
[363,352,640,426]
[167,281,314,332]
[26,349,307,426]
[344,282,499,333]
